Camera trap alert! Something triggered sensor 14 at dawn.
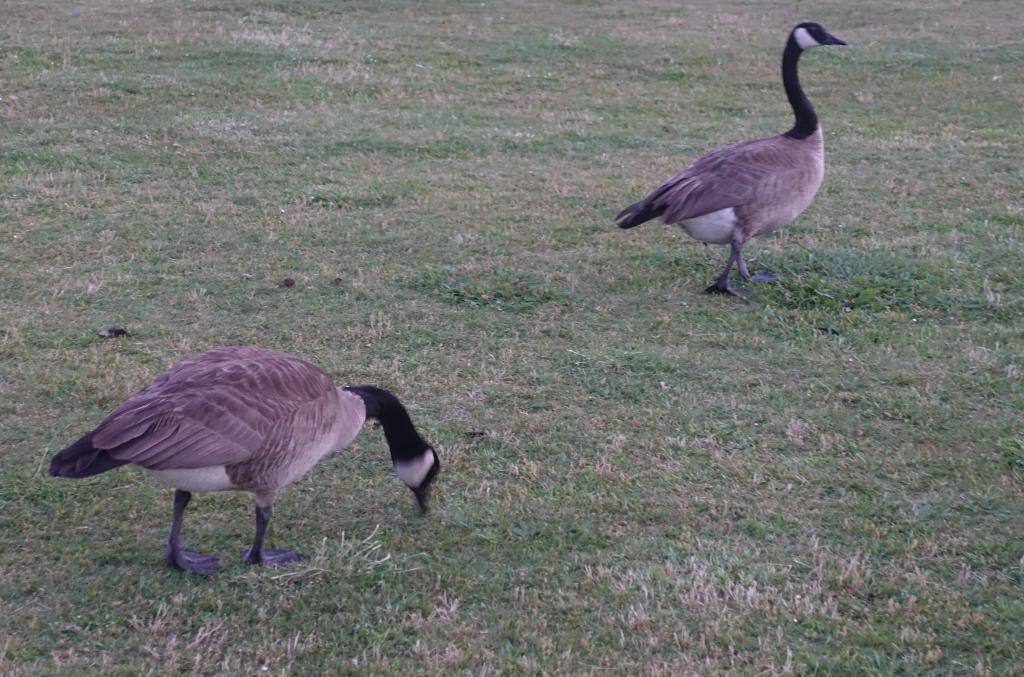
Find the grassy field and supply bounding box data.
[2,0,1022,673]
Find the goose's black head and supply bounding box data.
[791,22,847,50]
[403,447,440,514]
[345,384,441,514]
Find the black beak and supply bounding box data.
[412,484,431,514]
[823,32,847,46]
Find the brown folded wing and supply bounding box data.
[640,136,807,224]
[90,347,337,470]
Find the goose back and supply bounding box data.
[619,128,824,244]
[57,347,366,492]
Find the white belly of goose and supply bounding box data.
[146,465,237,492]
[680,207,737,244]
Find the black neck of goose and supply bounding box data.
[345,385,429,463]
[781,38,818,140]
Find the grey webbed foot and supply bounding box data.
[705,281,751,298]
[165,490,218,574]
[242,546,306,567]
[168,548,220,575]
[735,247,775,283]
[707,241,752,297]
[242,504,304,566]
[737,263,776,283]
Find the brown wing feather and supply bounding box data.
[628,135,815,225]
[90,347,337,470]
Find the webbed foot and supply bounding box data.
[242,546,306,567]
[705,281,751,298]
[168,548,220,575]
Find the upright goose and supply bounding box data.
[616,22,847,297]
[49,347,440,575]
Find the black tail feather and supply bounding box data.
[49,431,128,478]
[616,200,665,229]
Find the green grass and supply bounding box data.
[2,0,1022,673]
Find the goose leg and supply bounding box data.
[705,242,751,297]
[737,253,776,283]
[242,505,305,566]
[165,489,219,575]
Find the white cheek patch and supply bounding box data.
[395,450,434,488]
[793,27,820,50]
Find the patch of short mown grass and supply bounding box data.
[2,0,1022,674]
[413,267,570,311]
[761,249,954,314]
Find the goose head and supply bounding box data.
[394,444,441,513]
[376,412,441,514]
[344,384,442,514]
[792,22,847,51]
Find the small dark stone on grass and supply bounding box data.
[280,278,295,288]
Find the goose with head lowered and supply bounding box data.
[616,22,847,297]
[49,346,440,575]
